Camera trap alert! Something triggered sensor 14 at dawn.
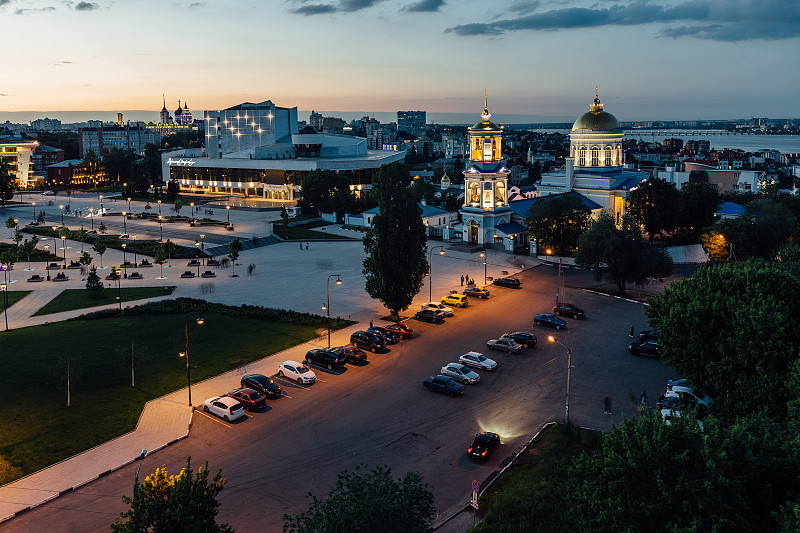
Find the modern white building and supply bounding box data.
[0,137,39,189]
[657,163,765,193]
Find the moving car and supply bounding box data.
[422,375,465,396]
[501,331,537,348]
[492,277,520,288]
[367,326,399,344]
[628,340,660,357]
[225,388,266,412]
[533,313,566,329]
[553,303,585,319]
[350,330,387,352]
[333,345,368,364]
[240,373,282,399]
[463,287,490,299]
[415,308,445,323]
[202,396,245,421]
[468,432,500,461]
[486,337,521,353]
[459,351,497,371]
[384,323,413,339]
[304,348,347,369]
[639,329,660,342]
[277,360,317,385]
[422,302,454,317]
[440,363,480,384]
[441,294,469,308]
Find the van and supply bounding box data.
[441,294,469,308]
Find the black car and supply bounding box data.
[332,345,368,364]
[468,431,500,461]
[367,326,399,345]
[350,330,387,352]
[501,331,537,348]
[240,373,282,399]
[492,277,521,288]
[554,303,585,319]
[305,348,347,369]
[628,340,660,357]
[414,308,445,323]
[639,329,660,342]
[423,375,465,396]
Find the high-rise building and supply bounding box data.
[397,110,427,138]
[78,124,161,158]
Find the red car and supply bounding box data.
[333,345,368,364]
[384,323,414,339]
[225,388,266,412]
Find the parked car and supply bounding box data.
[533,313,566,329]
[305,348,347,369]
[639,329,660,342]
[384,323,413,339]
[367,326,399,344]
[241,373,282,399]
[662,386,712,410]
[277,360,317,384]
[423,375,465,396]
[463,287,490,299]
[492,277,520,288]
[441,294,469,308]
[628,340,660,357]
[415,308,445,323]
[350,330,387,352]
[486,337,521,353]
[225,388,266,412]
[553,303,585,319]
[440,363,480,384]
[468,431,500,461]
[333,345,368,364]
[459,351,497,371]
[501,331,537,348]
[422,301,454,317]
[661,408,704,431]
[202,396,245,421]
[667,378,689,390]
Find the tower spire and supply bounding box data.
[162,94,165,108]
[481,89,491,122]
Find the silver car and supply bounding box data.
[440,363,480,384]
[486,337,521,353]
[459,351,497,371]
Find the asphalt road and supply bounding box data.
[1,265,679,532]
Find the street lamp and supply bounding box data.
[479,230,497,286]
[127,197,132,213]
[194,241,201,276]
[324,274,342,348]
[546,249,562,308]
[548,335,573,424]
[132,235,137,267]
[180,313,205,406]
[99,194,104,214]
[59,205,64,226]
[718,234,736,263]
[157,199,162,215]
[51,227,59,261]
[226,205,231,225]
[1,264,9,332]
[429,246,445,301]
[133,449,147,500]
[31,202,36,220]
[122,244,128,278]
[158,215,163,241]
[89,207,95,231]
[122,211,127,235]
[61,235,67,267]
[190,202,195,218]
[114,268,122,310]
[200,234,205,266]
[44,244,50,280]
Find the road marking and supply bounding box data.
[197,410,234,428]
[544,357,558,366]
[274,376,313,389]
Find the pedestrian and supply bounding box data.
[465,274,469,285]
[604,396,612,414]
[629,325,635,337]
[370,320,373,328]
[306,242,309,250]
[461,274,464,286]
[640,390,647,406]
[300,241,303,250]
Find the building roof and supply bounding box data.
[614,176,647,191]
[717,201,746,217]
[494,222,524,235]
[571,92,620,132]
[46,159,82,168]
[508,192,602,217]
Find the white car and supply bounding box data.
[459,351,497,371]
[440,363,480,384]
[486,337,521,353]
[202,396,245,422]
[278,360,316,384]
[422,302,454,317]
[661,408,704,431]
[663,386,712,409]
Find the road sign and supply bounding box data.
[470,490,479,510]
[472,480,479,493]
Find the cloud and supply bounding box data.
[406,0,445,12]
[446,0,800,41]
[288,0,385,15]
[189,2,205,7]
[74,1,99,10]
[0,0,10,6]
[508,0,540,14]
[339,0,383,10]
[289,3,338,15]
[15,6,56,14]
[49,60,73,66]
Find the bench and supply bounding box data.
[46,263,61,270]
[128,272,143,280]
[201,271,216,278]
[180,271,196,278]
[206,259,220,266]
[27,275,44,282]
[139,259,152,267]
[53,273,69,281]
[187,259,201,266]
[67,261,82,269]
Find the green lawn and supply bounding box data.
[273,221,356,241]
[0,312,326,484]
[33,286,176,316]
[3,290,31,309]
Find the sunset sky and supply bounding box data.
[1,0,799,123]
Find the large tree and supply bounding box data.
[0,157,14,205]
[299,169,354,215]
[674,182,721,241]
[80,150,102,183]
[646,259,800,419]
[575,213,673,296]
[283,464,436,533]
[626,177,681,241]
[524,193,592,256]
[362,162,428,320]
[111,457,233,533]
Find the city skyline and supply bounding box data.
[1,0,799,122]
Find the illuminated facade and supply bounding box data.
[0,137,39,189]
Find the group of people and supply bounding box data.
[460,274,475,286]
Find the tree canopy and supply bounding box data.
[524,193,591,256]
[674,182,721,241]
[299,170,355,215]
[0,157,14,205]
[626,177,681,242]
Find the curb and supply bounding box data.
[581,288,651,306]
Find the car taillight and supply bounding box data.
[482,450,487,456]
[468,447,473,453]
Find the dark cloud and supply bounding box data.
[288,0,385,15]
[75,1,99,11]
[290,3,337,14]
[339,0,383,11]
[189,2,205,7]
[0,0,10,7]
[446,0,800,41]
[406,0,445,12]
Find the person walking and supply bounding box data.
[306,242,309,250]
[629,325,635,337]
[461,274,464,286]
[300,241,303,250]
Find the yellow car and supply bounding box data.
[441,294,469,308]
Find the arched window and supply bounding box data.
[617,146,623,165]
[578,147,587,166]
[604,146,612,166]
[494,182,506,205]
[469,183,480,205]
[591,147,600,166]
[570,146,575,159]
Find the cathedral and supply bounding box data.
[158,96,194,131]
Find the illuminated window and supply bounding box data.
[579,148,587,166]
[604,147,612,166]
[591,147,600,166]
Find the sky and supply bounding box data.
[1,0,799,124]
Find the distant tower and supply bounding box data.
[174,100,183,124]
[160,94,172,125]
[180,101,193,126]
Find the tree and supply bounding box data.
[78,250,92,268]
[166,178,180,202]
[85,266,103,299]
[173,198,184,215]
[283,464,436,533]
[75,227,88,252]
[362,162,428,320]
[153,244,167,279]
[646,260,800,420]
[626,177,681,241]
[80,150,101,184]
[5,215,17,238]
[111,457,233,533]
[164,239,177,266]
[102,147,137,184]
[21,236,38,270]
[0,157,14,205]
[280,206,289,227]
[674,182,721,241]
[13,228,23,248]
[524,194,592,255]
[92,241,107,268]
[575,213,673,296]
[299,169,353,215]
[228,238,242,277]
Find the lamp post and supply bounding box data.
[122,244,128,278]
[226,205,231,225]
[157,199,162,215]
[114,268,122,310]
[127,197,132,213]
[718,234,736,263]
[122,211,127,235]
[61,235,67,267]
[480,230,497,286]
[323,274,342,348]
[89,207,95,231]
[1,264,9,332]
[51,227,59,261]
[546,249,562,308]
[548,335,573,424]
[180,313,205,406]
[133,449,147,500]
[194,241,201,276]
[44,244,50,280]
[99,194,104,214]
[32,202,36,220]
[190,202,195,218]
[158,215,163,241]
[200,234,205,266]
[429,246,445,301]
[59,204,64,226]
[132,235,137,267]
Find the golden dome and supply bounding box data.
[571,89,620,132]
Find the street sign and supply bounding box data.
[472,480,479,493]
[470,490,479,510]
